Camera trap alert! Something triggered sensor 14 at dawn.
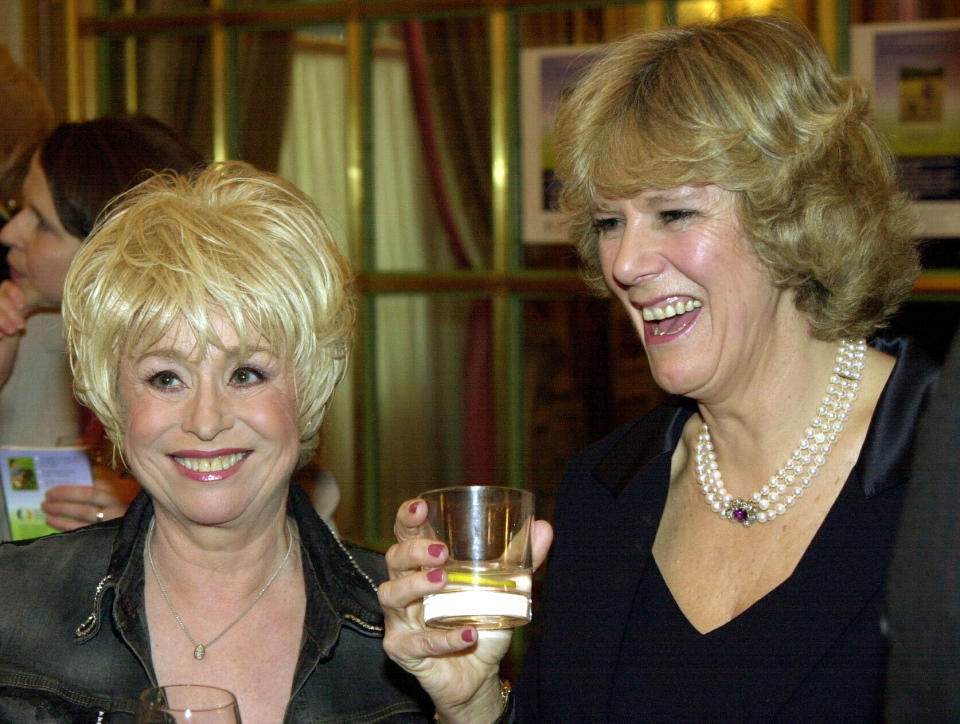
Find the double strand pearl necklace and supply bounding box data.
[695,338,866,527]
[146,516,295,660]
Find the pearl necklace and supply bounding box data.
[146,516,295,660]
[695,339,866,527]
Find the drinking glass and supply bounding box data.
[134,684,241,723]
[418,485,534,630]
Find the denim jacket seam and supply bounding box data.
[0,668,131,712]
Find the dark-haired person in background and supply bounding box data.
[0,115,203,536]
[0,44,54,282]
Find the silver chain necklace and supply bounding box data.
[695,338,866,527]
[145,516,295,660]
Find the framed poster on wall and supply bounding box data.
[851,19,960,238]
[520,45,601,244]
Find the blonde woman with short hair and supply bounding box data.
[0,162,435,721]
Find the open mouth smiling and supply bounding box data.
[173,452,249,473]
[640,297,702,337]
[641,298,702,321]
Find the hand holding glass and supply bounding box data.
[418,486,534,630]
[134,684,241,723]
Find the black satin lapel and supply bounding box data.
[593,397,695,496]
[857,338,938,497]
[720,338,935,716]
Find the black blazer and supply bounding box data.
[516,339,938,722]
[886,329,960,722]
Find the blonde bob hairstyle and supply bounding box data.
[62,161,355,467]
[555,14,919,341]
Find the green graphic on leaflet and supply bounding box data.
[0,447,93,540]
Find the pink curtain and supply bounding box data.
[403,19,494,484]
[399,12,604,484]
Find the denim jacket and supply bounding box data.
[0,485,433,722]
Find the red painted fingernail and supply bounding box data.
[408,502,419,514]
[428,543,445,558]
[426,568,444,583]
[461,629,476,643]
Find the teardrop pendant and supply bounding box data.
[194,644,206,660]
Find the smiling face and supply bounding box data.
[595,184,800,401]
[0,154,83,309]
[119,313,300,529]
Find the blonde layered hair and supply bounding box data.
[555,15,919,341]
[62,161,355,466]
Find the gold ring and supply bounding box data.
[95,507,105,522]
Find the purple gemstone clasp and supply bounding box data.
[722,498,758,527]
